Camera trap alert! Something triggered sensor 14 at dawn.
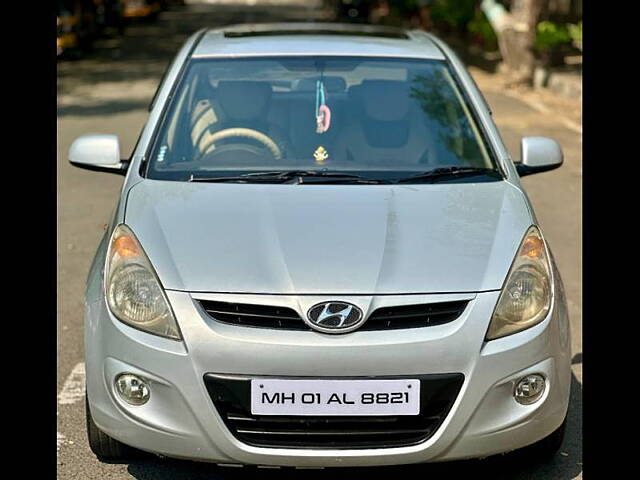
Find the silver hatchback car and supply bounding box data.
[71,23,571,467]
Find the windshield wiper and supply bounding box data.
[189,171,389,184]
[394,166,500,184]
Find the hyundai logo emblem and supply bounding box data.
[306,302,364,333]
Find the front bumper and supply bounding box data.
[85,289,571,466]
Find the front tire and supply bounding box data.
[85,394,137,460]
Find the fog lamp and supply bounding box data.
[115,373,150,406]
[514,374,546,405]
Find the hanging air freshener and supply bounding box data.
[315,80,332,134]
[318,105,331,133]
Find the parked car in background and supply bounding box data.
[57,0,99,56]
[57,0,126,57]
[122,0,162,21]
[94,0,126,36]
[70,23,571,467]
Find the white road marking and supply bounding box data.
[521,97,552,114]
[560,118,583,135]
[58,362,86,405]
[57,432,66,452]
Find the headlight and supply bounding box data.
[486,226,552,340]
[105,224,181,340]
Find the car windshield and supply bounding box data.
[146,56,498,182]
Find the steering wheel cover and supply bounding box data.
[200,127,283,160]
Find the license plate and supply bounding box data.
[250,379,420,416]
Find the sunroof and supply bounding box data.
[223,29,410,40]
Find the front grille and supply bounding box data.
[199,299,469,331]
[204,374,464,449]
[199,300,307,330]
[359,301,469,331]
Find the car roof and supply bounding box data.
[192,23,446,61]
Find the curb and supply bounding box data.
[533,67,582,102]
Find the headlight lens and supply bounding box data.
[105,224,181,340]
[486,226,552,340]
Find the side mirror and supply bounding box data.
[516,137,563,176]
[68,134,128,175]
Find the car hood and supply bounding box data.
[124,179,533,294]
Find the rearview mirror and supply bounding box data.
[516,137,563,176]
[68,134,128,175]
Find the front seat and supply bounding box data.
[195,80,290,160]
[333,80,435,167]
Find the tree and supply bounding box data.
[481,0,547,84]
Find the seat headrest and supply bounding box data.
[295,76,347,93]
[217,81,272,121]
[359,80,411,121]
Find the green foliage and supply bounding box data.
[467,10,498,50]
[535,21,572,51]
[567,21,582,47]
[430,0,477,29]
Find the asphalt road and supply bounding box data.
[57,2,582,478]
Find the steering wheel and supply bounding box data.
[196,127,283,162]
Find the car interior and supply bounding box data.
[154,58,491,173]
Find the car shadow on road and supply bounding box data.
[118,361,582,480]
[57,3,330,118]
